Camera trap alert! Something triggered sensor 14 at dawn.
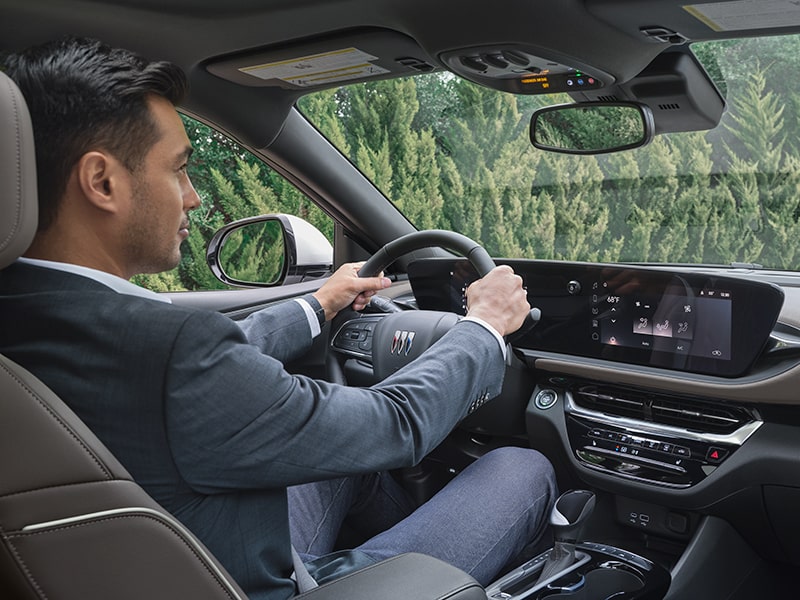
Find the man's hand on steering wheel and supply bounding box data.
[312,262,391,320]
[464,265,530,337]
[325,231,541,380]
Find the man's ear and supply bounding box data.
[75,151,129,214]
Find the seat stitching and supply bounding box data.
[0,479,133,501]
[0,360,113,480]
[0,523,49,599]
[6,514,237,599]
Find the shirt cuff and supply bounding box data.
[461,316,507,359]
[295,296,324,338]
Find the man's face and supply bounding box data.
[122,95,200,276]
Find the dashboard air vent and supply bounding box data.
[572,384,753,435]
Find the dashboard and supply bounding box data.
[404,258,799,500]
[331,257,800,566]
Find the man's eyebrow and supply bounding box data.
[179,146,194,162]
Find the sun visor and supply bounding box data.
[588,0,800,41]
[205,28,437,92]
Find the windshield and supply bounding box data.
[299,34,800,271]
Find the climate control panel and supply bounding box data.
[529,381,763,488]
[567,415,734,488]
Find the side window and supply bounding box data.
[132,115,333,292]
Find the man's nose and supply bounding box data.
[185,178,201,211]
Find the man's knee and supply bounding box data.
[475,446,557,494]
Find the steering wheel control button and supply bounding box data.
[332,317,382,358]
[567,280,581,295]
[534,389,558,410]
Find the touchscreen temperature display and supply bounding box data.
[593,284,732,361]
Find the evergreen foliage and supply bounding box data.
[136,34,800,291]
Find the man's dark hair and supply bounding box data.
[1,37,188,231]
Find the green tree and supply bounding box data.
[672,132,715,264]
[532,152,609,262]
[723,69,800,268]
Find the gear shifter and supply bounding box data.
[536,489,596,584]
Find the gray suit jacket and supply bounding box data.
[0,261,505,600]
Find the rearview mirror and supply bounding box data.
[207,214,333,287]
[530,102,654,154]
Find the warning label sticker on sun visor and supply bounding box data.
[684,0,800,32]
[239,48,390,87]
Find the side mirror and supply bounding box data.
[530,101,654,155]
[207,214,333,287]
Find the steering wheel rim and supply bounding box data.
[358,230,496,279]
[356,228,540,344]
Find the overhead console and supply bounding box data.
[408,259,784,378]
[440,44,613,94]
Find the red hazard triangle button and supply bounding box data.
[706,447,729,463]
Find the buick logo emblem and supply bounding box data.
[391,330,416,356]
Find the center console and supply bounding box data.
[486,542,670,600]
[485,490,670,600]
[404,258,789,599]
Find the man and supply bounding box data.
[0,37,556,599]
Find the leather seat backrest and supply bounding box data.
[0,70,248,599]
[0,68,37,269]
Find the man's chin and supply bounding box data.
[137,253,183,276]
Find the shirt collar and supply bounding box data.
[16,257,172,304]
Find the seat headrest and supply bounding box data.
[0,71,37,270]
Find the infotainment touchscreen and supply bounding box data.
[408,259,784,377]
[593,282,731,362]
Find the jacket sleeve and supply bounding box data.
[234,295,316,362]
[164,310,505,493]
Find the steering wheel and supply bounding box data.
[351,230,540,380]
[359,229,496,279]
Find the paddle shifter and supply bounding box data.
[536,489,596,584]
